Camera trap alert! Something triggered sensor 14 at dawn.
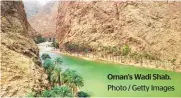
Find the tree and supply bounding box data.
[122,45,131,56]
[43,57,64,86]
[43,59,54,81]
[50,65,62,86]
[171,58,176,71]
[34,35,46,44]
[43,58,53,71]
[41,90,56,97]
[52,39,59,48]
[131,52,139,63]
[117,47,122,62]
[52,86,73,97]
[143,52,151,66]
[41,53,51,60]
[40,86,73,97]
[62,69,84,94]
[54,57,62,65]
[77,91,90,97]
[171,58,176,65]
[139,54,143,66]
[121,45,131,63]
[26,92,35,97]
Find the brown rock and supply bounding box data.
[1,1,49,97]
[56,1,181,68]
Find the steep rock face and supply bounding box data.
[56,1,181,70]
[28,1,58,38]
[1,1,48,97]
[27,22,41,38]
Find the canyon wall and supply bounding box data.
[1,1,48,97]
[56,1,181,71]
[28,1,59,38]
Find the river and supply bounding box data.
[38,42,181,97]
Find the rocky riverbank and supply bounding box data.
[38,42,181,72]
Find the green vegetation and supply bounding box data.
[34,35,46,44]
[26,91,35,97]
[41,86,73,97]
[64,42,95,53]
[77,91,90,97]
[54,57,62,65]
[62,69,84,93]
[36,54,89,97]
[52,39,59,48]
[171,58,176,65]
[50,65,62,86]
[122,45,131,56]
[41,53,51,60]
[45,54,181,97]
[41,89,56,97]
[64,41,177,70]
[43,59,53,72]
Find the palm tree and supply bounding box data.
[41,53,51,60]
[50,65,62,86]
[77,91,90,97]
[43,59,54,73]
[139,54,143,66]
[50,57,63,86]
[143,52,148,66]
[43,58,64,83]
[122,45,131,62]
[62,69,84,94]
[54,57,62,65]
[135,52,140,63]
[41,89,56,97]
[71,74,84,93]
[52,86,73,97]
[122,45,131,56]
[41,86,73,97]
[112,46,117,61]
[171,58,176,71]
[117,48,122,62]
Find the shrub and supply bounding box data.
[41,90,56,97]
[41,53,51,60]
[77,91,90,97]
[26,92,36,97]
[52,39,59,49]
[52,86,73,97]
[40,86,73,97]
[43,58,54,70]
[61,69,84,92]
[34,35,46,44]
[171,58,176,65]
[54,57,62,65]
[64,42,93,53]
[122,45,131,56]
[130,52,139,63]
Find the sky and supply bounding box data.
[37,0,51,5]
[23,0,51,6]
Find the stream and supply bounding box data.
[38,42,181,97]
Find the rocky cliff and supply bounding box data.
[28,1,59,38]
[56,1,181,71]
[1,1,48,97]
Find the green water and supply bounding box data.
[41,51,181,97]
